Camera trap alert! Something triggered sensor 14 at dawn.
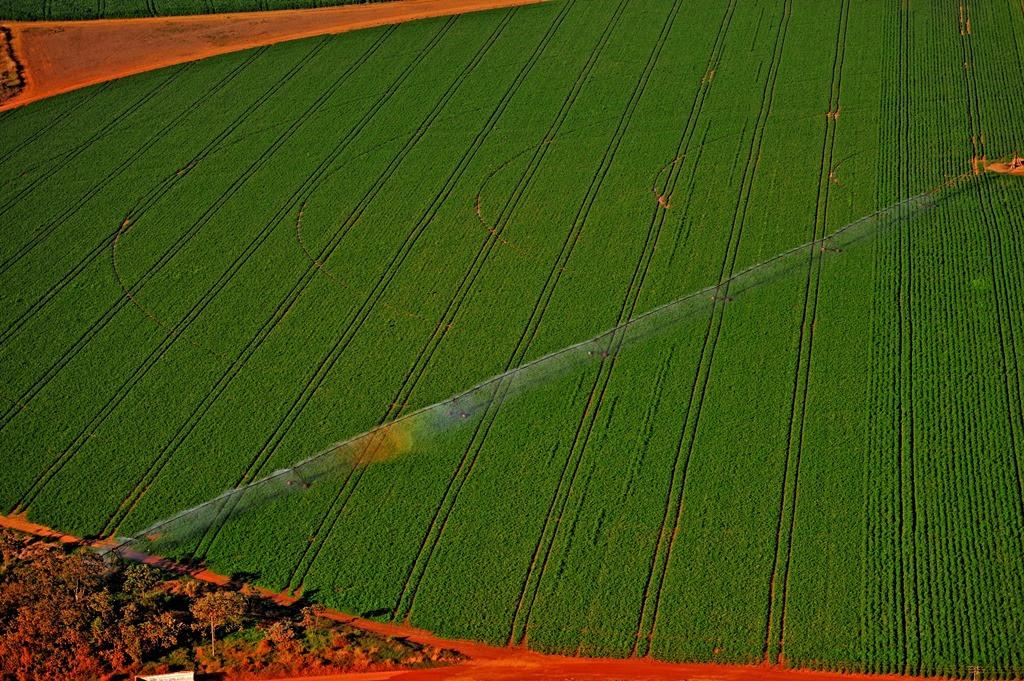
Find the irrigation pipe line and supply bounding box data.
[105,172,976,556]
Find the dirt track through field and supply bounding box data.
[0,512,963,681]
[0,0,548,111]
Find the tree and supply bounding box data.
[122,563,162,602]
[190,590,246,658]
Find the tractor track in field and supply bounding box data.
[348,0,698,643]
[623,352,674,509]
[0,36,334,437]
[290,0,618,597]
[472,142,568,270]
[96,17,459,537]
[350,0,682,629]
[0,82,109,168]
[0,28,402,358]
[107,14,516,536]
[189,9,525,559]
[466,113,621,269]
[282,0,593,593]
[0,63,189,219]
[0,513,973,681]
[764,0,849,665]
[0,63,266,353]
[629,0,736,657]
[0,48,260,283]
[6,0,1023,671]
[103,19,425,364]
[181,9,510,555]
[0,60,259,347]
[662,131,710,274]
[292,196,429,323]
[6,27,397,515]
[283,0,628,601]
[644,0,792,655]
[0,39,315,354]
[284,99,502,327]
[508,0,707,648]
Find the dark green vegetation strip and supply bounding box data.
[2,0,1024,676]
[0,0,389,22]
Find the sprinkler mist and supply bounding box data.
[103,173,973,558]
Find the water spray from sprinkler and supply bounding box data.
[103,173,976,558]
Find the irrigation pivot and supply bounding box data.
[104,172,974,558]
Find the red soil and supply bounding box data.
[0,0,548,111]
[0,513,957,681]
[973,155,1024,177]
[985,156,1024,176]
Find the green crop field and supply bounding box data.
[0,0,384,21]
[2,0,1024,676]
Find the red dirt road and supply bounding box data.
[0,0,547,111]
[0,513,954,681]
[269,662,932,681]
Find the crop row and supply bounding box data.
[2,0,1024,675]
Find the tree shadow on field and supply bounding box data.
[292,588,320,609]
[361,607,393,620]
[228,570,261,588]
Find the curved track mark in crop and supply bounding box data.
[189,11,527,559]
[0,45,345,355]
[337,0,689,643]
[13,36,353,513]
[293,202,368,306]
[292,157,431,322]
[108,27,414,360]
[0,39,331,436]
[467,114,621,269]
[645,0,791,654]
[0,44,313,359]
[278,0,586,596]
[52,51,270,351]
[380,0,684,630]
[95,23,417,537]
[0,50,256,282]
[650,156,682,209]
[101,18,454,535]
[109,214,235,363]
[6,34,380,514]
[472,144,562,267]
[180,11,492,553]
[379,0,649,621]
[285,0,637,598]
